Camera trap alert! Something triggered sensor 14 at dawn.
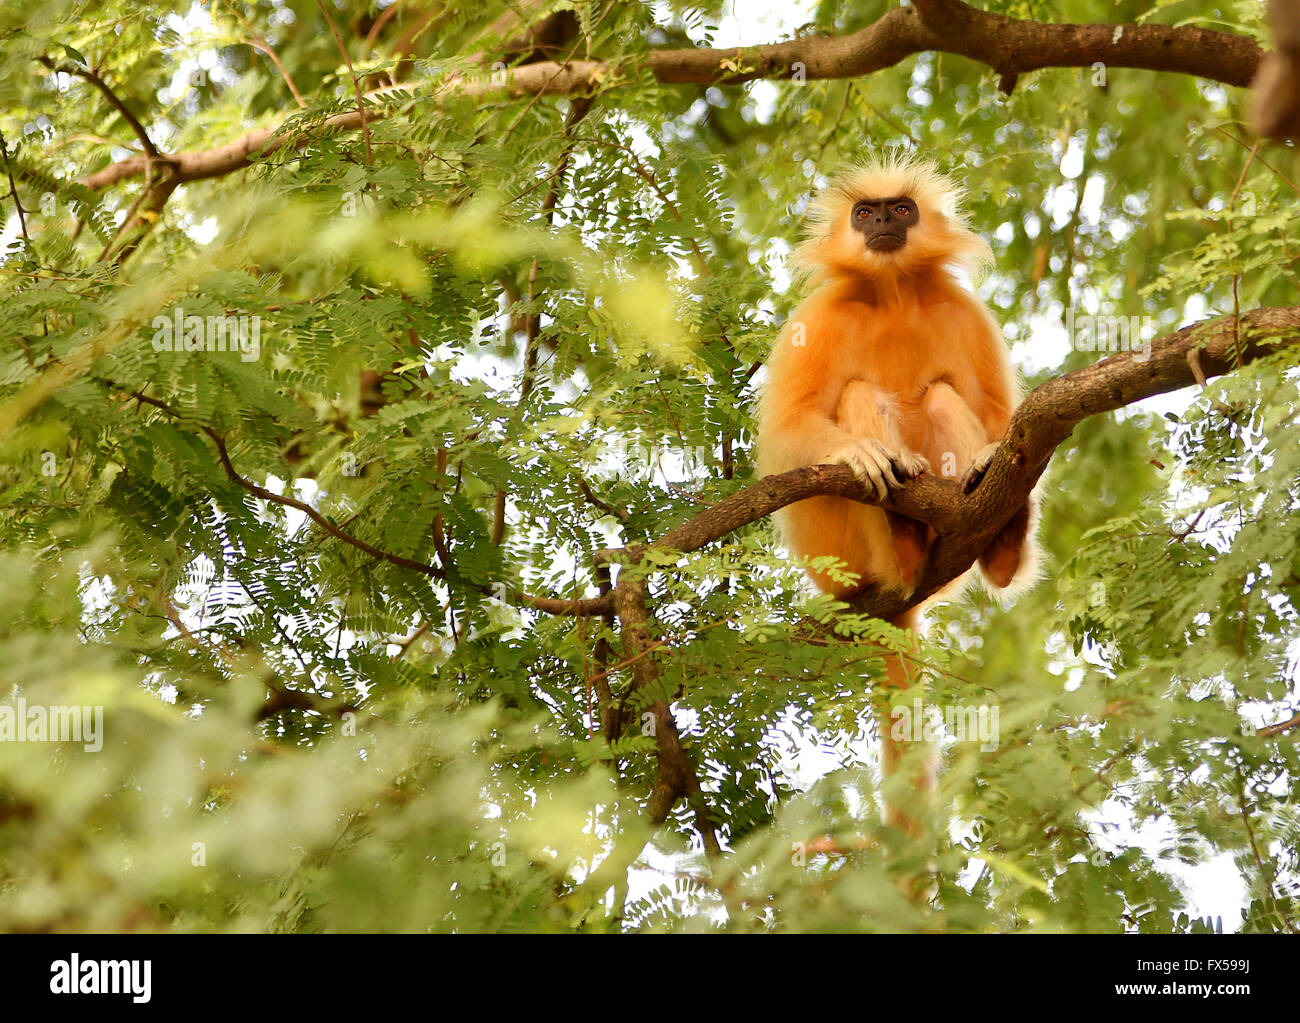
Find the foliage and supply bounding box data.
[0,0,1296,933]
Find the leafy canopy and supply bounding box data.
[0,0,1296,933]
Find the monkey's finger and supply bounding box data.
[856,463,889,501]
[866,447,903,492]
[893,452,930,480]
[856,457,893,500]
[834,450,884,499]
[962,458,992,493]
[962,443,1000,493]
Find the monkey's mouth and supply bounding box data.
[866,235,906,252]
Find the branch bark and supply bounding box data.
[73,4,1265,193]
[613,559,721,859]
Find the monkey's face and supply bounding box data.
[850,197,919,253]
[795,156,991,282]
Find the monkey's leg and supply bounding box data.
[978,502,1034,588]
[836,381,930,583]
[920,383,1031,589]
[919,381,987,481]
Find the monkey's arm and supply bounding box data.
[759,311,924,500]
[965,303,1020,440]
[758,373,853,470]
[757,304,859,472]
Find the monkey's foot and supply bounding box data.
[834,440,929,501]
[961,442,1001,494]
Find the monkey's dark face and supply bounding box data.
[851,197,919,253]
[798,161,989,280]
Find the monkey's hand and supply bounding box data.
[961,442,1001,494]
[833,440,929,501]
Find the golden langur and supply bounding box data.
[756,153,1038,828]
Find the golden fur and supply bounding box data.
[758,154,1037,605]
[755,155,1040,832]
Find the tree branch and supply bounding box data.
[72,5,1265,193]
[39,57,160,157]
[315,0,373,165]
[1257,712,1300,738]
[614,560,721,858]
[556,306,1300,623]
[113,382,448,580]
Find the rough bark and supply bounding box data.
[76,3,1265,193]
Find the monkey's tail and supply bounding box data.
[876,609,937,835]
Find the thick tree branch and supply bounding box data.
[564,307,1300,624]
[883,305,1300,616]
[538,306,1300,840]
[73,5,1264,193]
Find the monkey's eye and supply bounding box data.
[854,206,870,220]
[895,204,912,216]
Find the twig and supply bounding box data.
[1257,712,1300,737]
[0,133,29,242]
[38,56,159,157]
[316,0,373,164]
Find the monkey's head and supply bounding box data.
[795,153,991,282]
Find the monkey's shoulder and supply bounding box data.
[802,295,992,340]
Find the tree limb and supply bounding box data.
[72,5,1265,193]
[39,56,160,158]
[614,559,721,858]
[1256,712,1300,738]
[546,305,1300,841]
[568,306,1300,623]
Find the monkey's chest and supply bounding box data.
[833,317,984,442]
[839,332,979,405]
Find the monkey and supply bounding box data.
[755,152,1038,832]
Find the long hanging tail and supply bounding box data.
[876,609,936,835]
